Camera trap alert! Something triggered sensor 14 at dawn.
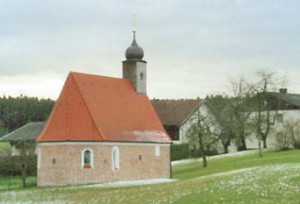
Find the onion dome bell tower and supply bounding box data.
[125,31,144,60]
[123,31,147,95]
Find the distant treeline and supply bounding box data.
[0,96,55,136]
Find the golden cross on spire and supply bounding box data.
[132,14,137,32]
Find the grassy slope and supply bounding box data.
[0,176,36,190]
[173,150,300,180]
[0,150,299,203]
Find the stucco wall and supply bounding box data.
[179,104,220,144]
[37,142,171,186]
[179,105,206,144]
[122,61,147,94]
[246,110,300,149]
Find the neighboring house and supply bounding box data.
[151,99,202,144]
[152,99,228,153]
[246,89,300,149]
[201,89,300,151]
[152,88,300,152]
[36,31,172,187]
[0,122,45,156]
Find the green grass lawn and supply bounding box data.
[0,150,299,203]
[0,142,10,148]
[0,176,36,190]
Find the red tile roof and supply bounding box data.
[151,99,202,126]
[37,72,171,143]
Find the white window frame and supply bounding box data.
[111,146,120,171]
[81,148,94,169]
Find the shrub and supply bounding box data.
[171,143,220,161]
[0,142,12,156]
[0,155,37,176]
[275,131,292,151]
[293,141,300,149]
[275,119,300,151]
[171,144,190,161]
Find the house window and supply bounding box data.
[140,72,144,80]
[155,145,160,157]
[82,149,93,169]
[112,146,120,171]
[164,125,179,140]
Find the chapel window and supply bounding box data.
[82,149,93,169]
[112,146,120,171]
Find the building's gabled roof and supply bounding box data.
[37,72,171,143]
[151,99,202,126]
[0,122,45,142]
[269,92,300,108]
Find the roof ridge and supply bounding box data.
[181,100,203,126]
[37,77,68,142]
[151,98,202,102]
[37,106,56,141]
[70,71,127,82]
[1,122,31,141]
[71,73,106,140]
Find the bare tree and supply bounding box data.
[204,95,233,153]
[229,77,254,151]
[186,109,221,167]
[276,118,300,150]
[249,70,291,156]
[228,71,288,156]
[15,138,35,188]
[256,71,274,148]
[289,119,300,149]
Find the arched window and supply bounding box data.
[82,149,93,169]
[155,145,160,157]
[111,146,120,171]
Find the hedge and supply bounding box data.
[171,144,220,161]
[0,155,37,176]
[171,144,191,161]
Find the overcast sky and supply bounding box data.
[1,0,300,99]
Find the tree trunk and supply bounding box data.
[263,138,267,149]
[202,154,207,167]
[238,138,247,151]
[21,163,27,188]
[257,92,263,157]
[222,138,230,154]
[198,132,208,168]
[20,143,27,188]
[258,139,263,158]
[223,145,229,154]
